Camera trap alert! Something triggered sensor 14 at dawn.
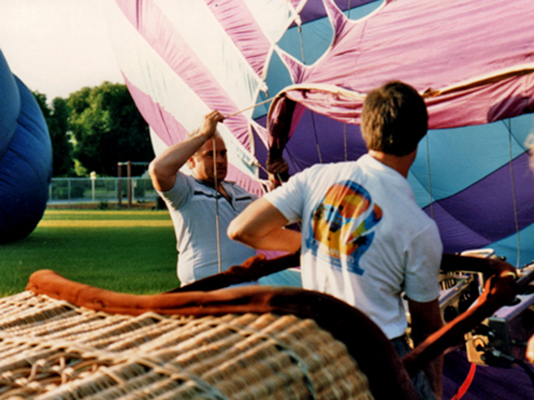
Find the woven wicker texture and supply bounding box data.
[0,291,374,400]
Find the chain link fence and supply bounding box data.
[48,177,159,209]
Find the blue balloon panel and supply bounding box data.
[0,50,52,243]
[0,51,20,159]
[411,114,534,206]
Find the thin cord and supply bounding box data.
[486,349,534,398]
[504,119,521,267]
[343,124,348,161]
[225,97,274,119]
[213,139,222,274]
[298,24,306,65]
[283,147,301,178]
[310,113,323,163]
[426,134,434,219]
[513,357,534,395]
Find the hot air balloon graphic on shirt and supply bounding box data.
[306,180,382,275]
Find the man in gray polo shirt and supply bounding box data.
[149,110,287,285]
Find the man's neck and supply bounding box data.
[197,178,229,200]
[368,150,416,178]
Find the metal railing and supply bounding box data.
[48,177,158,208]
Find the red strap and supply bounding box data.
[451,362,477,400]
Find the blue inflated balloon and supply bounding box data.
[0,50,52,243]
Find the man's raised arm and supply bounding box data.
[149,110,224,191]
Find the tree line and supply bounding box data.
[33,82,154,177]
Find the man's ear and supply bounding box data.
[187,157,195,170]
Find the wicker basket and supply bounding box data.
[1,251,519,399]
[0,291,374,400]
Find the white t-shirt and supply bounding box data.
[264,154,442,339]
[158,173,257,285]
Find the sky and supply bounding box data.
[0,0,124,101]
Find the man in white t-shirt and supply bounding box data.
[149,110,288,286]
[228,81,443,399]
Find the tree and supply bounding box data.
[32,91,74,176]
[49,97,74,176]
[68,82,153,176]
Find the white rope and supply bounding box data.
[213,139,222,274]
[225,97,273,119]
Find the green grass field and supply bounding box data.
[0,209,179,297]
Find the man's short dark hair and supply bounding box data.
[361,81,428,156]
